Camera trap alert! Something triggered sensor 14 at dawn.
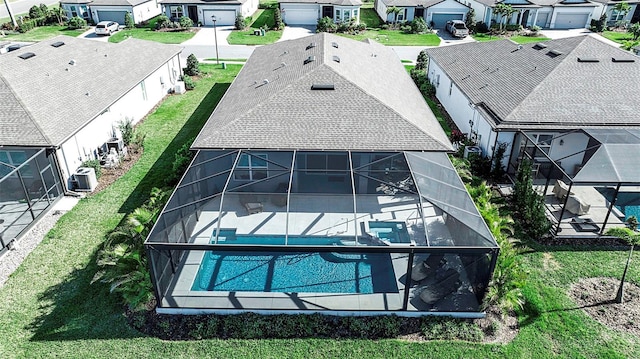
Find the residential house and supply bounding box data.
[0,36,182,252]
[145,33,498,316]
[279,0,362,25]
[427,36,640,237]
[374,0,470,27]
[158,0,259,25]
[466,0,599,29]
[590,0,640,27]
[60,0,162,25]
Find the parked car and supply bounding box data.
[445,20,469,38]
[95,21,119,36]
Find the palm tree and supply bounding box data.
[386,6,401,25]
[493,3,516,30]
[605,225,640,303]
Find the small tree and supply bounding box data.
[605,226,640,303]
[465,8,476,32]
[415,49,429,70]
[513,159,551,239]
[29,5,43,19]
[124,12,134,29]
[410,17,428,34]
[628,22,640,40]
[235,13,246,30]
[39,3,49,18]
[493,3,516,30]
[386,6,401,25]
[274,8,284,30]
[184,53,200,76]
[67,16,87,30]
[51,6,66,24]
[490,142,507,181]
[613,2,631,19]
[118,118,134,146]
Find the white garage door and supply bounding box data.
[284,9,318,25]
[431,13,464,28]
[554,13,590,29]
[203,10,236,26]
[97,10,127,24]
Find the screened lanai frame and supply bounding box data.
[145,149,499,315]
[507,129,640,237]
[0,147,63,254]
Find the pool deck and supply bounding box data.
[159,194,482,313]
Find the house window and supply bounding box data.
[234,153,268,181]
[397,9,406,22]
[343,10,350,21]
[304,153,348,174]
[521,133,553,159]
[611,9,625,22]
[353,9,358,19]
[170,6,183,19]
[335,9,341,21]
[70,6,78,17]
[141,80,147,101]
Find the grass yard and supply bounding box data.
[360,7,383,29]
[226,9,283,45]
[0,25,85,41]
[1,62,640,357]
[338,29,440,46]
[601,30,635,43]
[472,33,550,44]
[109,28,195,44]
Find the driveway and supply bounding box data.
[434,29,476,46]
[279,26,316,42]
[539,28,622,48]
[79,27,110,42]
[181,26,234,46]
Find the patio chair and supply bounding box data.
[410,254,446,282]
[552,179,572,200]
[418,268,461,305]
[566,194,590,215]
[239,194,263,215]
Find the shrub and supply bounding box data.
[124,12,134,29]
[18,19,37,33]
[81,159,102,179]
[512,159,551,239]
[39,3,49,17]
[475,21,489,33]
[465,8,475,31]
[29,5,43,19]
[118,118,134,146]
[155,15,170,29]
[182,75,195,90]
[410,17,428,34]
[67,16,86,30]
[316,16,337,33]
[167,139,195,185]
[628,22,640,40]
[415,49,429,70]
[234,13,246,30]
[381,23,390,30]
[505,24,522,32]
[179,15,193,28]
[273,8,284,30]
[184,54,200,76]
[490,142,507,181]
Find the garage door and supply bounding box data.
[554,13,590,29]
[431,13,464,28]
[97,10,127,24]
[535,13,549,28]
[284,9,318,25]
[203,10,236,26]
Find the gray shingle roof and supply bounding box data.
[0,36,181,147]
[193,33,452,152]
[427,36,640,130]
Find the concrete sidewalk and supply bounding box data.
[181,26,234,46]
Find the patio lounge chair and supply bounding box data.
[239,194,263,215]
[410,254,446,282]
[552,179,572,200]
[418,268,461,305]
[566,194,590,215]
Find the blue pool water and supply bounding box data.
[191,233,399,293]
[368,221,411,243]
[599,189,640,220]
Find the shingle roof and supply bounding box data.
[278,0,361,5]
[379,0,446,7]
[193,33,452,152]
[158,0,247,5]
[470,0,596,6]
[427,36,640,130]
[0,36,181,147]
[87,0,152,6]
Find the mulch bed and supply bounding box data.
[92,148,143,194]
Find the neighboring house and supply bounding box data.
[279,0,362,25]
[144,33,499,316]
[0,36,182,251]
[158,0,259,25]
[633,43,640,55]
[60,0,162,24]
[590,0,640,26]
[466,0,599,29]
[426,35,640,175]
[374,0,470,27]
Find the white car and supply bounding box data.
[95,21,119,36]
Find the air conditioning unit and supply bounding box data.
[73,167,98,192]
[106,137,124,153]
[174,81,186,94]
[463,145,482,159]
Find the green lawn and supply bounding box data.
[360,7,382,29]
[109,27,195,44]
[601,30,634,43]
[473,33,550,44]
[338,29,440,46]
[226,9,283,45]
[0,25,85,41]
[204,58,247,62]
[2,62,640,357]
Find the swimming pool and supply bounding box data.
[368,221,411,243]
[191,248,398,293]
[598,189,640,220]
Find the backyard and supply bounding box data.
[0,64,639,357]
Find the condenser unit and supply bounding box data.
[73,167,98,192]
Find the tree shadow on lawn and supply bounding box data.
[27,82,231,341]
[119,82,231,214]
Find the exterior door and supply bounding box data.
[322,6,333,19]
[188,6,198,23]
[415,8,424,18]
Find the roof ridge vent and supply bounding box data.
[331,42,338,48]
[18,52,35,60]
[51,41,65,48]
[304,55,316,65]
[332,55,340,63]
[533,43,548,50]
[577,57,599,63]
[306,42,317,50]
[612,57,635,63]
[311,84,335,90]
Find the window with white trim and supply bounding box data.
[170,6,183,19]
[611,9,625,21]
[304,153,348,174]
[521,133,553,159]
[397,9,406,22]
[335,9,341,21]
[234,153,268,181]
